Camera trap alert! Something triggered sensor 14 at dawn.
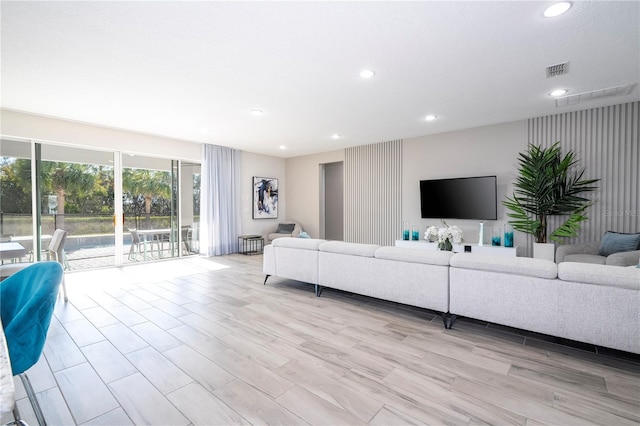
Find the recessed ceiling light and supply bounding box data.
[550,89,568,97]
[544,2,572,17]
[279,145,287,150]
[425,114,437,121]
[331,134,342,139]
[359,69,375,79]
[250,109,264,116]
[200,128,209,134]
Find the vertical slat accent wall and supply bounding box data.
[527,101,639,248]
[345,140,403,245]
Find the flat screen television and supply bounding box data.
[420,175,497,220]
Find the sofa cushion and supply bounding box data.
[598,231,640,257]
[375,246,453,265]
[319,241,379,257]
[268,233,293,241]
[276,223,296,234]
[450,253,557,279]
[558,262,640,290]
[272,237,325,250]
[564,254,606,265]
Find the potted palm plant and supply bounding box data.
[503,142,599,261]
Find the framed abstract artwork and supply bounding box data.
[253,176,278,219]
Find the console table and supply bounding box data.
[395,240,517,257]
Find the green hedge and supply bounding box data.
[0,214,184,237]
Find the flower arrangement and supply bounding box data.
[424,221,463,251]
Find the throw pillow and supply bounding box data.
[598,231,640,257]
[276,223,295,234]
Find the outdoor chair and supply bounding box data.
[47,229,69,302]
[181,225,192,255]
[128,229,143,261]
[1,261,64,426]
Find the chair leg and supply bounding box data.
[12,404,28,426]
[50,252,69,302]
[61,249,70,270]
[19,373,47,426]
[61,275,68,303]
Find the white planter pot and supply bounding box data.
[533,242,555,262]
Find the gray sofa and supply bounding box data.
[263,237,640,354]
[261,221,303,245]
[556,241,640,266]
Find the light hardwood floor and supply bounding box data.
[2,254,639,425]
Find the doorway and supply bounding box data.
[321,162,344,241]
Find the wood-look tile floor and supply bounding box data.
[2,254,639,425]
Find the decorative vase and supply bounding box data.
[402,222,410,240]
[491,227,502,246]
[411,225,420,241]
[438,239,453,251]
[504,224,514,248]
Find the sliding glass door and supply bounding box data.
[180,162,201,256]
[122,154,178,263]
[1,138,34,262]
[40,144,116,268]
[2,137,199,270]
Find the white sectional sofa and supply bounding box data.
[318,241,452,314]
[265,238,453,325]
[263,237,640,354]
[449,254,560,337]
[449,255,640,354]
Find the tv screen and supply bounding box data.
[420,175,497,220]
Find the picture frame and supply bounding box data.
[252,176,278,219]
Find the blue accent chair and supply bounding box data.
[1,261,64,425]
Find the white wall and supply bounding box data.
[1,109,201,161]
[239,151,287,236]
[403,120,527,246]
[1,109,291,238]
[284,121,528,246]
[285,149,345,238]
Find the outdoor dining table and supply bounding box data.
[0,242,27,263]
[136,228,173,260]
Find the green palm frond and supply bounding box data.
[502,142,599,243]
[548,205,591,243]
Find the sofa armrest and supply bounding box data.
[556,241,600,263]
[606,249,640,267]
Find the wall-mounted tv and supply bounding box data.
[420,175,497,220]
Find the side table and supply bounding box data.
[238,235,264,255]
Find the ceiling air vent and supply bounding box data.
[555,84,637,107]
[546,62,569,78]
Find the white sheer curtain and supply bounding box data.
[200,144,241,256]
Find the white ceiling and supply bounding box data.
[1,1,639,158]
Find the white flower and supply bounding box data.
[424,226,439,241]
[424,222,463,244]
